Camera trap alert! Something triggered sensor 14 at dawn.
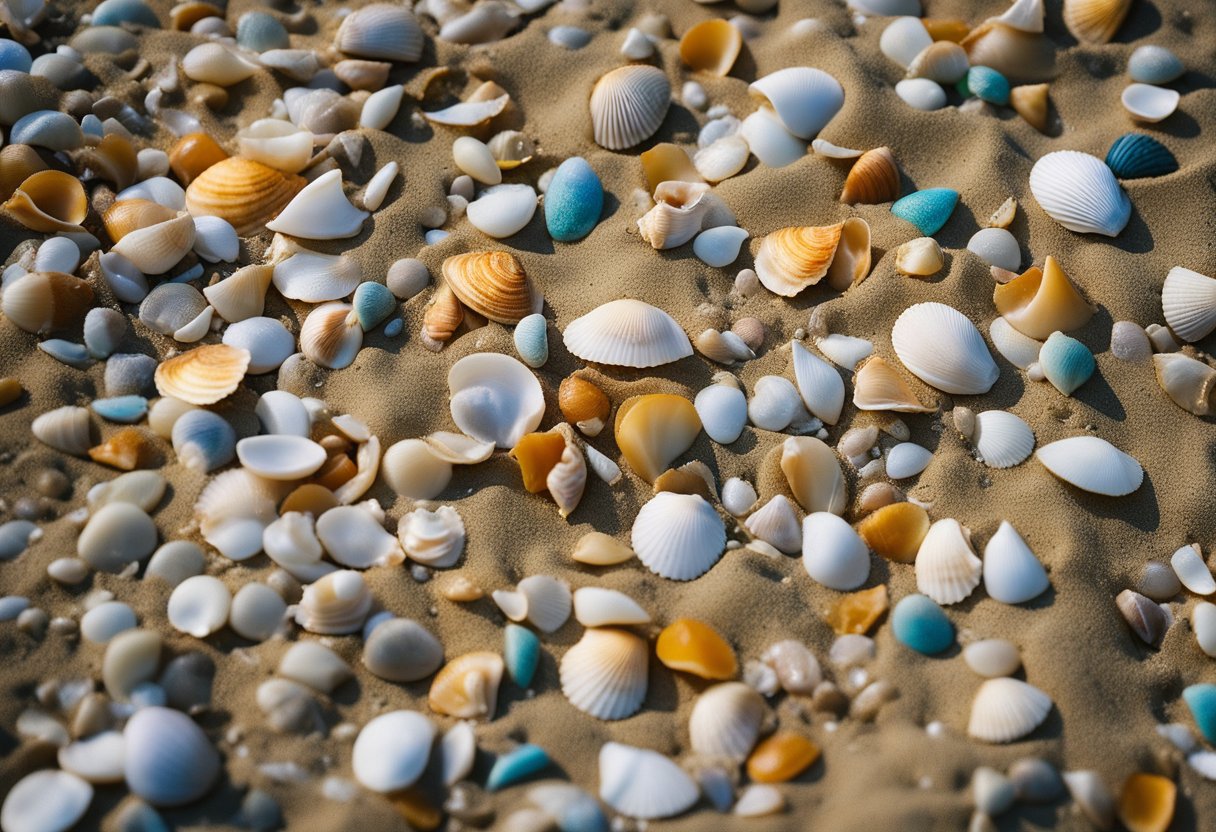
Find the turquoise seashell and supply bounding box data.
[959,66,1010,105]
[236,11,290,53]
[1184,684,1216,744]
[892,593,954,654]
[92,395,149,423]
[504,622,540,687]
[352,282,396,332]
[1038,331,1094,396]
[0,39,32,73]
[891,188,959,236]
[1105,133,1178,180]
[486,743,551,791]
[171,409,237,473]
[544,157,604,242]
[92,0,160,28]
[513,313,549,369]
[38,339,92,369]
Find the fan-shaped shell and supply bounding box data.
[915,518,982,605]
[447,352,544,449]
[856,502,929,563]
[840,146,900,205]
[615,393,701,483]
[689,682,767,761]
[1063,0,1131,44]
[110,211,196,275]
[335,3,424,62]
[1162,266,1216,343]
[971,409,1035,468]
[755,219,872,296]
[563,299,692,368]
[892,302,999,395]
[748,67,844,140]
[679,18,741,77]
[294,570,372,634]
[184,157,306,236]
[781,436,847,515]
[983,521,1049,604]
[560,628,648,720]
[598,743,699,820]
[442,251,539,324]
[801,512,869,591]
[4,169,87,232]
[195,469,281,560]
[589,65,671,151]
[1029,151,1130,237]
[994,257,1093,340]
[299,303,363,370]
[1035,435,1143,496]
[155,344,250,405]
[1105,133,1178,180]
[1,271,93,335]
[631,491,725,580]
[103,198,176,242]
[968,677,1052,742]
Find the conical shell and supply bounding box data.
[32,405,94,455]
[853,355,935,413]
[428,652,504,719]
[448,352,544,448]
[983,521,1049,604]
[615,393,701,483]
[184,157,306,236]
[631,491,725,580]
[1063,0,1131,44]
[560,628,648,720]
[299,302,363,369]
[968,677,1052,743]
[892,302,999,395]
[295,570,371,634]
[598,742,699,820]
[993,257,1093,340]
[637,181,711,250]
[590,65,671,151]
[441,251,538,324]
[4,169,87,232]
[754,219,871,297]
[840,146,900,205]
[1029,151,1130,237]
[265,169,368,240]
[1035,435,1143,496]
[335,3,424,62]
[563,299,692,368]
[748,67,844,140]
[1154,353,1216,416]
[203,264,273,323]
[1010,83,1050,131]
[155,344,250,405]
[744,494,802,554]
[689,682,767,761]
[971,409,1035,468]
[781,436,847,515]
[907,41,970,84]
[915,518,982,605]
[195,469,281,560]
[802,512,870,591]
[1,271,93,335]
[1162,266,1216,343]
[679,18,741,77]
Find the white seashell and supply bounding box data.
[466,183,538,239]
[721,477,758,516]
[988,317,1043,369]
[516,575,572,633]
[124,706,221,806]
[573,587,650,627]
[963,639,1021,678]
[281,641,354,692]
[204,264,273,324]
[968,678,1052,743]
[113,212,197,275]
[167,575,231,638]
[744,494,802,554]
[171,409,236,473]
[58,731,125,784]
[598,742,699,819]
[1121,83,1179,123]
[1035,436,1143,496]
[423,93,511,127]
[816,333,873,371]
[182,43,258,86]
[117,177,186,210]
[689,682,767,761]
[892,303,999,395]
[255,390,311,437]
[967,228,1020,272]
[87,470,167,513]
[271,243,362,303]
[880,16,933,68]
[589,65,671,151]
[748,375,803,432]
[693,136,750,183]
[1029,151,1131,237]
[989,0,1045,31]
[399,506,465,567]
[631,492,726,581]
[81,601,137,645]
[1,769,93,832]
[294,570,372,634]
[734,784,784,817]
[317,506,404,569]
[563,299,692,368]
[223,317,293,374]
[32,405,94,456]
[335,4,424,62]
[438,1,518,43]
[886,442,933,479]
[452,136,501,185]
[263,512,327,578]
[748,67,844,140]
[192,216,239,263]
[620,27,654,59]
[237,119,313,174]
[561,628,648,720]
[739,107,806,168]
[360,84,405,131]
[792,339,844,424]
[362,161,399,211]
[440,722,476,786]
[916,518,982,605]
[236,435,327,480]
[895,236,944,276]
[1193,602,1216,658]
[1162,266,1216,343]
[1062,771,1116,830]
[382,439,451,500]
[971,410,1035,468]
[425,431,495,465]
[585,443,624,486]
[492,589,527,622]
[448,353,544,448]
[77,503,158,573]
[266,170,368,240]
[811,138,864,159]
[983,521,1049,604]
[352,711,436,793]
[693,226,749,268]
[1171,544,1214,595]
[694,382,747,445]
[895,78,947,111]
[637,181,711,251]
[802,512,869,590]
[195,469,281,561]
[299,302,363,370]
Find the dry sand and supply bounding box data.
[3,0,1216,829]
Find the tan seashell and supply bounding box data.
[679,18,742,77]
[203,264,273,323]
[112,212,197,275]
[509,426,586,517]
[840,146,900,205]
[694,328,754,364]
[895,237,944,277]
[421,285,464,352]
[184,157,306,236]
[754,218,872,296]
[615,393,702,483]
[333,59,391,92]
[689,682,767,761]
[1,271,93,335]
[441,251,539,324]
[103,199,177,243]
[572,531,634,565]
[780,436,847,515]
[1154,353,1216,416]
[428,652,504,719]
[987,196,1018,229]
[653,460,716,500]
[1010,84,1050,132]
[0,144,49,201]
[960,22,1055,82]
[171,1,223,30]
[923,18,971,41]
[299,303,362,369]
[558,374,611,437]
[1063,0,1131,45]
[154,343,251,405]
[640,143,702,193]
[856,501,930,563]
[993,256,1093,340]
[732,317,767,352]
[168,132,228,186]
[906,41,970,84]
[852,355,935,413]
[4,169,87,233]
[637,180,711,250]
[74,134,138,190]
[88,427,152,471]
[590,65,671,151]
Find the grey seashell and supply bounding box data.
[31,52,95,91]
[387,258,430,300]
[138,283,208,336]
[99,252,149,303]
[123,706,220,807]
[229,582,287,642]
[549,24,591,49]
[0,520,39,561]
[236,11,289,52]
[258,49,320,83]
[78,502,158,572]
[70,25,139,55]
[363,617,444,682]
[158,651,214,713]
[1128,44,1184,85]
[87,469,166,513]
[278,641,352,693]
[438,1,518,44]
[286,88,359,136]
[0,69,59,127]
[145,540,206,587]
[32,405,95,455]
[236,790,282,832]
[38,339,93,369]
[257,678,325,734]
[81,600,138,644]
[171,409,236,473]
[105,353,158,396]
[11,109,85,150]
[335,3,425,62]
[84,307,127,358]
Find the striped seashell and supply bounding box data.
[203,264,273,323]
[184,157,306,236]
[1029,151,1130,238]
[1162,266,1216,343]
[840,146,900,205]
[891,302,999,395]
[422,285,464,351]
[631,491,725,580]
[560,628,648,720]
[589,65,671,151]
[295,570,372,634]
[299,303,363,370]
[968,677,1052,743]
[32,405,95,455]
[754,219,872,296]
[915,518,982,605]
[563,299,692,368]
[112,211,196,274]
[441,251,539,324]
[1,271,93,335]
[1104,133,1178,180]
[4,169,87,232]
[599,743,699,820]
[335,3,424,62]
[1062,0,1131,44]
[154,343,251,405]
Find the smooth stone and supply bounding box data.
[123,707,220,807]
[92,396,149,424]
[1009,758,1065,803]
[78,503,158,573]
[0,596,30,621]
[387,258,430,299]
[486,744,551,791]
[962,639,1020,677]
[158,652,215,713]
[222,317,294,374]
[0,769,93,832]
[504,622,540,687]
[0,39,32,73]
[81,601,138,644]
[229,583,288,642]
[280,641,352,693]
[363,618,444,682]
[1193,602,1216,658]
[1184,684,1216,744]
[891,594,954,654]
[0,519,39,560]
[891,189,958,236]
[105,353,158,397]
[1128,45,1184,85]
[103,629,161,700]
[144,540,205,586]
[544,157,603,242]
[972,766,1016,816]
[966,228,1020,272]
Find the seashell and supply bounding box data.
[466,183,538,239]
[352,711,435,794]
[1105,133,1177,180]
[32,405,94,455]
[228,582,287,641]
[255,390,310,438]
[422,92,510,128]
[1117,772,1176,832]
[382,439,451,500]
[655,619,735,684]
[1063,0,1131,44]
[270,241,362,304]
[963,639,1022,679]
[349,282,395,333]
[880,16,933,68]
[87,469,166,514]
[561,627,648,720]
[486,131,535,172]
[573,587,650,627]
[892,594,954,654]
[11,111,84,152]
[746,732,820,785]
[171,409,235,473]
[817,333,874,371]
[572,531,634,566]
[740,107,806,168]
[1121,83,1179,123]
[748,375,802,432]
[452,136,501,186]
[335,4,424,62]
[1009,82,1050,132]
[438,1,518,43]
[263,511,325,577]
[137,284,206,339]
[195,468,281,560]
[1129,45,1184,85]
[968,409,1035,469]
[1161,266,1216,342]
[441,250,538,324]
[167,574,231,638]
[962,65,1011,105]
[155,343,250,405]
[968,677,1052,743]
[983,521,1049,604]
[429,652,504,719]
[988,317,1042,371]
[103,199,177,244]
[915,518,981,605]
[5,170,87,232]
[590,65,670,151]
[0,145,49,204]
[223,316,293,375]
[236,10,288,52]
[1038,331,1094,396]
[87,426,151,471]
[801,512,869,591]
[894,236,944,277]
[123,707,220,806]
[690,682,766,762]
[789,340,843,426]
[1183,684,1216,746]
[1030,151,1130,237]
[895,78,947,111]
[202,264,271,324]
[891,188,958,236]
[1064,771,1117,829]
[615,393,701,483]
[734,784,784,818]
[236,434,326,481]
[1117,589,1168,647]
[967,227,1020,272]
[1171,544,1214,595]
[168,133,227,187]
[856,502,929,563]
[749,67,844,140]
[399,505,465,567]
[544,156,604,242]
[694,381,747,445]
[907,41,969,85]
[637,180,710,250]
[693,226,750,268]
[299,303,363,370]
[76,502,156,573]
[693,136,750,184]
[185,157,306,236]
[499,623,540,688]
[1,270,93,335]
[679,18,741,77]
[993,257,1093,340]
[265,169,368,240]
[237,119,313,174]
[885,442,933,479]
[447,352,544,448]
[754,218,873,297]
[1035,435,1142,496]
[564,298,692,368]
[826,585,889,637]
[694,326,753,365]
[744,495,802,554]
[632,492,724,580]
[840,146,900,205]
[182,43,257,86]
[486,744,551,793]
[92,395,148,424]
[38,339,90,369]
[599,742,698,820]
[294,570,371,634]
[782,436,847,515]
[1154,353,1216,416]
[316,505,403,569]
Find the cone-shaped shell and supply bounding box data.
[1035,435,1143,496]
[112,212,197,275]
[892,302,999,395]
[748,67,844,140]
[335,3,424,62]
[679,18,741,77]
[560,627,648,720]
[598,742,699,820]
[1162,266,1216,343]
[856,501,929,563]
[1,271,93,335]
[4,169,87,232]
[563,299,692,368]
[915,518,982,605]
[754,219,871,296]
[590,65,671,151]
[1010,83,1050,132]
[155,343,251,405]
[968,677,1052,743]
[689,682,767,761]
[441,251,539,324]
[840,146,900,205]
[744,494,802,554]
[428,652,504,719]
[1029,151,1130,237]
[1063,0,1131,44]
[185,157,306,236]
[994,257,1093,340]
[448,352,545,448]
[983,521,1050,604]
[615,393,701,483]
[203,264,273,323]
[853,355,934,412]
[631,492,725,580]
[1153,353,1216,416]
[781,436,847,515]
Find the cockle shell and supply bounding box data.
[1035,435,1143,496]
[155,344,250,405]
[631,491,725,580]
[748,67,844,140]
[428,652,504,719]
[754,219,872,296]
[299,303,362,369]
[1,271,93,335]
[1154,353,1216,416]
[4,169,87,232]
[802,512,869,591]
[892,302,999,395]
[266,169,368,240]
[781,436,847,515]
[1063,0,1131,44]
[744,494,802,554]
[1029,151,1130,237]
[399,506,466,567]
[467,184,538,239]
[1105,133,1178,180]
[598,743,699,820]
[335,3,424,62]
[968,678,1052,743]
[994,256,1093,340]
[563,299,692,368]
[679,18,741,77]
[352,711,435,793]
[983,521,1050,604]
[690,682,767,761]
[237,119,313,174]
[916,518,981,605]
[573,587,650,627]
[184,157,305,236]
[589,65,671,150]
[637,180,711,250]
[560,627,648,720]
[840,146,900,205]
[615,393,701,483]
[966,409,1035,468]
[294,570,372,634]
[442,251,539,324]
[1162,267,1216,343]
[448,352,544,448]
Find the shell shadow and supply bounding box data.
[1057,469,1160,533]
[1105,202,1155,256]
[1071,368,1127,423]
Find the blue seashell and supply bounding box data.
[513,313,548,369]
[959,66,1010,106]
[81,113,104,140]
[0,519,38,560]
[530,784,610,832]
[99,252,148,304]
[891,188,959,236]
[1105,133,1178,180]
[0,39,33,73]
[0,596,29,621]
[171,409,237,473]
[544,157,604,242]
[92,395,149,423]
[105,353,157,397]
[1184,684,1216,744]
[1038,332,1094,396]
[383,318,404,338]
[1128,45,1184,85]
[92,0,160,28]
[236,11,290,53]
[39,339,92,369]
[504,622,540,687]
[352,282,396,332]
[11,110,85,152]
[486,743,551,792]
[892,593,954,654]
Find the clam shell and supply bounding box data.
[1010,82,1050,131]
[265,169,368,240]
[572,587,650,627]
[693,135,750,183]
[993,257,1093,340]
[740,107,806,168]
[361,85,404,131]
[203,263,272,323]
[961,21,1056,82]
[139,283,207,337]
[0,145,47,202]
[1154,353,1216,416]
[352,711,436,793]
[572,531,634,565]
[382,439,451,499]
[442,251,538,324]
[399,505,465,567]
[679,18,741,77]
[693,225,749,268]
[841,146,900,205]
[155,343,250,405]
[223,317,293,375]
[467,183,537,239]
[967,227,1020,272]
[167,574,231,637]
[294,570,371,634]
[754,219,871,296]
[195,469,281,560]
[271,239,362,303]
[853,355,934,413]
[690,682,767,761]
[423,93,510,127]
[184,157,306,236]
[892,302,999,395]
[560,627,647,720]
[428,652,504,719]
[181,43,257,86]
[988,317,1042,369]
[4,169,87,232]
[744,494,802,554]
[515,574,572,632]
[1171,544,1214,595]
[563,298,692,368]
[802,512,869,591]
[448,352,544,448]
[971,409,1035,468]
[879,16,932,69]
[599,743,698,820]
[255,390,310,437]
[983,521,1049,604]
[103,198,177,242]
[1105,133,1178,180]
[171,408,235,472]
[1035,435,1143,496]
[1029,151,1130,237]
[886,442,933,479]
[336,3,424,62]
[968,678,1052,743]
[615,393,701,483]
[364,618,444,682]
[907,41,970,84]
[631,491,725,581]
[1162,266,1216,343]
[237,435,326,480]
[1063,0,1131,44]
[748,67,844,140]
[315,505,403,569]
[895,78,947,111]
[438,1,518,44]
[123,707,219,807]
[1,270,93,335]
[1121,83,1179,123]
[1128,45,1184,85]
[792,339,844,424]
[856,501,929,563]
[237,119,313,174]
[32,405,95,455]
[589,65,671,151]
[299,302,363,369]
[816,333,873,372]
[781,436,847,515]
[915,518,981,605]
[694,382,747,445]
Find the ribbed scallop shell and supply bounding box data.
[678,18,741,77]
[1162,267,1216,343]
[748,67,844,140]
[993,257,1093,340]
[335,3,424,62]
[615,393,701,483]
[744,494,802,554]
[689,682,767,761]
[103,198,177,242]
[32,405,94,455]
[1029,151,1130,237]
[1105,133,1178,180]
[546,425,587,518]
[892,302,999,395]
[299,303,363,370]
[1,271,93,335]
[971,410,1035,468]
[517,574,573,633]
[560,628,648,720]
[4,169,87,232]
[195,468,281,560]
[295,570,372,634]
[563,299,692,368]
[589,65,671,151]
[154,343,251,405]
[442,251,538,324]
[1062,0,1131,44]
[915,518,982,605]
[853,355,935,413]
[840,146,900,205]
[599,743,699,820]
[184,157,306,236]
[968,678,1052,743]
[755,219,871,296]
[1035,435,1143,496]
[631,492,725,581]
[448,352,545,448]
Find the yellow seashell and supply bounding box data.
[678,18,742,77]
[75,134,138,190]
[745,733,820,783]
[421,285,464,352]
[169,132,229,185]
[780,436,847,515]
[4,169,87,233]
[852,355,935,413]
[111,211,197,275]
[184,156,306,236]
[856,502,930,563]
[840,146,900,205]
[103,199,177,243]
[993,256,1093,340]
[1010,83,1050,132]
[510,431,567,493]
[1117,773,1175,832]
[614,393,701,483]
[754,218,872,296]
[640,143,702,193]
[441,250,538,324]
[170,1,224,30]
[656,618,737,680]
[154,343,251,406]
[0,145,49,201]
[1063,0,1132,45]
[0,271,93,335]
[558,374,611,437]
[922,18,971,42]
[572,531,634,565]
[428,652,504,719]
[88,427,152,471]
[0,377,22,408]
[826,584,889,635]
[987,196,1018,229]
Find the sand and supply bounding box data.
[2,0,1216,828]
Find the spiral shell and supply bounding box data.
[590,65,671,151]
[4,169,87,232]
[294,570,372,634]
[441,251,539,324]
[184,157,306,236]
[154,343,251,405]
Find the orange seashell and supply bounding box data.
[826,584,889,635]
[852,355,935,413]
[170,1,224,30]
[754,219,872,296]
[0,377,22,408]
[184,156,306,236]
[421,284,464,351]
[652,461,715,500]
[170,132,229,185]
[88,427,152,471]
[856,502,929,563]
[4,169,87,233]
[510,431,567,493]
[154,343,251,406]
[640,143,703,193]
[0,144,48,201]
[679,18,742,77]
[558,375,611,437]
[75,134,138,190]
[1,271,93,335]
[441,251,539,324]
[656,618,737,680]
[614,393,701,484]
[280,484,339,516]
[746,732,820,783]
[840,146,900,205]
[314,454,357,491]
[103,198,177,243]
[428,651,504,719]
[993,256,1093,340]
[1010,83,1050,132]
[1064,0,1132,45]
[1117,773,1175,832]
[388,787,443,832]
[922,18,970,42]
